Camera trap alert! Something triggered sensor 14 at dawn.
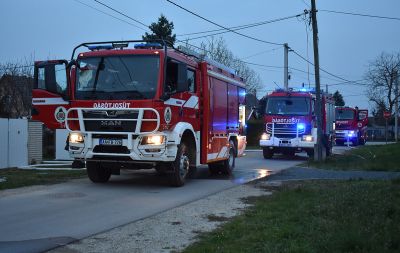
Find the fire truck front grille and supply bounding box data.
[93,145,130,154]
[266,123,305,139]
[82,110,138,132]
[335,124,351,130]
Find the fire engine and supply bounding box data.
[335,106,368,146]
[258,88,335,159]
[31,40,247,187]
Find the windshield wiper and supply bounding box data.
[92,57,105,92]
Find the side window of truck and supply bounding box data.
[187,69,195,93]
[166,59,193,93]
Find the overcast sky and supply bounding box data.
[1,0,400,110]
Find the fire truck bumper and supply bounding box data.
[68,132,179,163]
[260,137,315,149]
[335,130,358,141]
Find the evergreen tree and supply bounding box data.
[333,90,345,106]
[142,14,176,46]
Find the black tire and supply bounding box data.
[263,148,273,159]
[221,140,236,175]
[86,161,111,183]
[208,140,236,175]
[169,141,190,187]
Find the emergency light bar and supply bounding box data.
[134,43,163,49]
[88,45,113,51]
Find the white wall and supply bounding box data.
[0,119,8,169]
[0,119,28,169]
[56,129,72,160]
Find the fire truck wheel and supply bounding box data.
[170,142,190,187]
[221,140,236,175]
[86,161,111,183]
[263,148,273,159]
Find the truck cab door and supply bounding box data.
[358,110,368,127]
[32,60,70,129]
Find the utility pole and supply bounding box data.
[310,0,324,161]
[284,43,289,90]
[395,70,399,142]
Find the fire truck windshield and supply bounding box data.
[265,97,310,116]
[75,55,160,100]
[336,109,355,120]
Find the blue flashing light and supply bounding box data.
[299,88,308,92]
[297,123,305,130]
[88,45,113,51]
[134,43,163,49]
[348,133,354,137]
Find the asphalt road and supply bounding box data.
[0,151,306,253]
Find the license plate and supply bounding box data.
[279,142,291,147]
[99,139,122,146]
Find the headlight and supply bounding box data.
[69,132,84,143]
[302,135,313,142]
[261,133,271,140]
[141,135,165,145]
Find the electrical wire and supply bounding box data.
[320,9,400,21]
[180,13,305,42]
[93,0,149,28]
[240,46,281,60]
[165,0,283,46]
[72,0,147,31]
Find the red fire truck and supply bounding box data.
[258,88,335,158]
[32,40,247,186]
[335,106,368,146]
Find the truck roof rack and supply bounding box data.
[71,39,169,60]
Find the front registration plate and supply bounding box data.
[99,139,122,146]
[279,142,291,147]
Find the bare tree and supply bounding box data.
[365,52,400,116]
[185,37,262,94]
[0,59,34,118]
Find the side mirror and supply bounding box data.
[67,60,76,69]
[176,63,188,93]
[248,106,259,120]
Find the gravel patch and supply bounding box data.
[265,167,400,182]
[48,184,271,253]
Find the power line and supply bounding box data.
[93,0,149,28]
[291,49,368,86]
[165,0,283,46]
[179,13,304,41]
[73,0,147,31]
[320,9,400,21]
[240,46,281,60]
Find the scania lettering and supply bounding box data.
[258,88,335,159]
[335,106,368,146]
[32,40,247,187]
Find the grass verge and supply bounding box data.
[309,142,400,172]
[0,168,87,190]
[184,180,400,253]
